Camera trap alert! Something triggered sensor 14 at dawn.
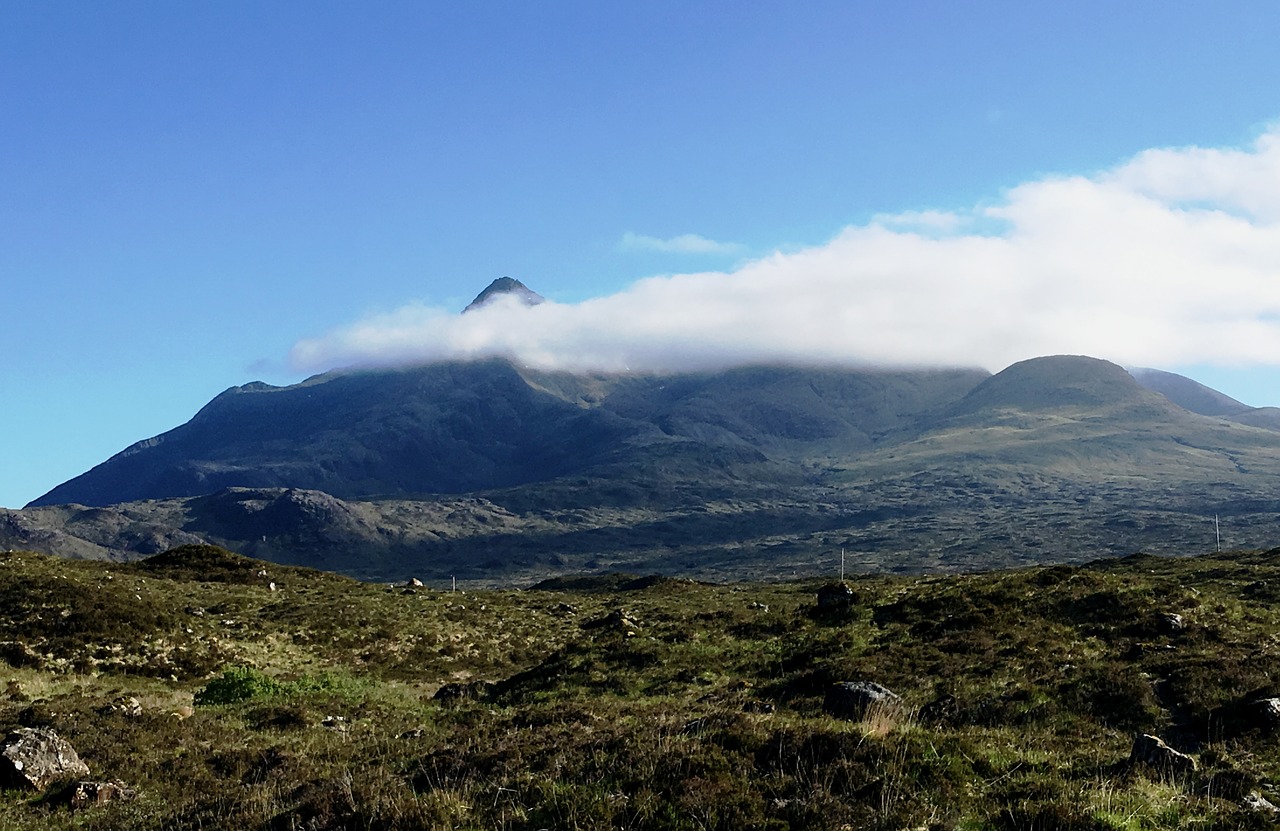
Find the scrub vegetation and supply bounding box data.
[4,543,1280,829]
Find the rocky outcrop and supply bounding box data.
[1128,734,1196,779]
[0,727,91,791]
[824,681,901,721]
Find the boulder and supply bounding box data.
[1253,698,1280,730]
[816,582,855,611]
[1158,612,1186,634]
[1128,733,1197,779]
[0,727,91,791]
[824,681,901,720]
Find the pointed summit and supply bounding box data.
[463,277,545,313]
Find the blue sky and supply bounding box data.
[5,2,1280,508]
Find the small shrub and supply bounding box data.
[195,666,284,705]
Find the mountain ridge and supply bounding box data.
[14,350,1280,584]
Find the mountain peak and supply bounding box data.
[463,277,545,313]
[950,355,1161,415]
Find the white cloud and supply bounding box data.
[292,126,1280,375]
[619,231,745,255]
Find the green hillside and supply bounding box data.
[3,543,1280,829]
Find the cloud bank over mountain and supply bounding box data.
[291,127,1280,375]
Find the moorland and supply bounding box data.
[4,542,1280,829]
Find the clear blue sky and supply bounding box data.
[5,2,1280,508]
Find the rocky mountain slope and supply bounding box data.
[10,342,1280,583]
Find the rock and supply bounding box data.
[1158,612,1185,634]
[750,602,769,612]
[50,778,137,810]
[320,715,348,732]
[581,609,640,634]
[823,681,901,720]
[433,680,496,703]
[98,696,142,718]
[816,582,855,611]
[0,727,91,791]
[1128,734,1197,779]
[408,578,424,587]
[1253,698,1280,730]
[1244,791,1280,813]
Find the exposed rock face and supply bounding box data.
[1128,733,1197,779]
[824,681,901,720]
[0,727,91,791]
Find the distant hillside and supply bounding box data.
[953,355,1165,415]
[15,353,1280,583]
[1129,366,1251,417]
[29,360,990,508]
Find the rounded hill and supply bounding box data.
[947,355,1169,416]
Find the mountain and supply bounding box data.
[29,361,990,509]
[1128,366,1251,416]
[30,360,644,506]
[17,327,1280,583]
[462,276,545,312]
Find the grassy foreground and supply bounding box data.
[3,544,1280,829]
